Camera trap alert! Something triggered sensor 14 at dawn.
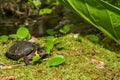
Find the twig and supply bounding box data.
[0,64,25,70]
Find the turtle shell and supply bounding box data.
[5,41,42,60]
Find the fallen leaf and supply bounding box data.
[0,75,17,80]
[29,36,38,42]
[86,58,105,69]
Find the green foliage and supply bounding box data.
[58,0,120,44]
[55,43,64,49]
[59,24,71,34]
[17,26,31,40]
[76,36,83,42]
[9,34,18,39]
[28,0,41,8]
[45,41,54,54]
[44,36,55,54]
[86,35,99,43]
[0,35,8,43]
[39,8,52,16]
[46,0,51,4]
[116,53,120,57]
[46,29,57,36]
[104,0,120,8]
[9,26,31,40]
[48,55,65,67]
[32,55,41,63]
[0,26,31,42]
[44,35,65,54]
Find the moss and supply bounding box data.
[0,33,119,80]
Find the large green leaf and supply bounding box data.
[48,55,65,67]
[17,26,31,40]
[58,0,120,44]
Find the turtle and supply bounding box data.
[5,41,46,65]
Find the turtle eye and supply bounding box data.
[37,48,46,55]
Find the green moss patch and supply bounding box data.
[0,34,119,80]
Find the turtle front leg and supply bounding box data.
[23,56,31,65]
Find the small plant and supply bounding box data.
[9,25,31,40]
[59,24,71,34]
[39,8,52,16]
[55,43,64,50]
[86,35,99,43]
[32,55,41,63]
[44,36,55,54]
[116,53,120,58]
[48,55,65,67]
[0,35,8,43]
[76,35,83,42]
[46,29,57,36]
[0,26,31,42]
[28,0,41,9]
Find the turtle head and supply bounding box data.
[37,48,46,56]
